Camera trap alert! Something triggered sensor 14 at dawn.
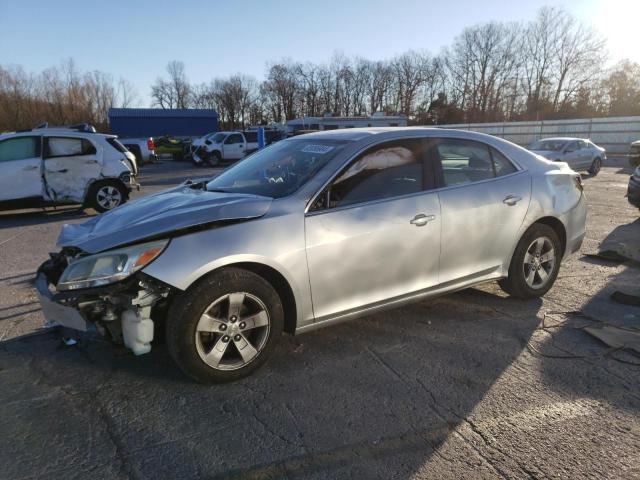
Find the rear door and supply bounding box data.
[222,134,246,160]
[562,141,581,169]
[43,136,102,203]
[0,136,43,202]
[305,138,441,320]
[434,138,531,284]
[577,140,592,168]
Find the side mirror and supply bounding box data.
[205,140,211,145]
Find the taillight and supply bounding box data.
[147,138,155,150]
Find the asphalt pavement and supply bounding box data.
[0,158,639,479]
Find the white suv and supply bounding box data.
[0,125,138,212]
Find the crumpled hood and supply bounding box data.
[57,185,272,253]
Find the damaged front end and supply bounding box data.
[36,243,175,355]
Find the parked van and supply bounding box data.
[0,125,138,212]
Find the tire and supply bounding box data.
[88,181,127,213]
[498,223,562,299]
[166,267,283,383]
[206,151,222,167]
[588,157,602,176]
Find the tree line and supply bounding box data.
[0,59,136,132]
[2,7,640,133]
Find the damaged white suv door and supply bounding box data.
[44,136,103,203]
[0,129,137,212]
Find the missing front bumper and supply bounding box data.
[36,262,172,355]
[36,272,89,331]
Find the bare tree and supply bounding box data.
[151,61,191,109]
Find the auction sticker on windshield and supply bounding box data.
[301,144,335,154]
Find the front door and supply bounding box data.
[223,134,245,160]
[434,138,531,284]
[305,138,441,320]
[0,136,42,202]
[43,136,102,203]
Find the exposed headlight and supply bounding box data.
[634,166,640,178]
[57,240,168,291]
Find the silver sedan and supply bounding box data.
[529,137,605,175]
[37,128,587,383]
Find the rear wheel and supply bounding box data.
[588,157,602,175]
[166,268,283,383]
[88,181,127,213]
[498,223,562,299]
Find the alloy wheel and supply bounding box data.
[195,292,270,371]
[96,185,123,210]
[522,236,556,289]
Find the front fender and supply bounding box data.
[141,209,315,328]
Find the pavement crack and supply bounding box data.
[251,412,296,448]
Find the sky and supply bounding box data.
[0,0,638,106]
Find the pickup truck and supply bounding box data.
[120,137,158,165]
[187,131,261,166]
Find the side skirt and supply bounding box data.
[295,267,502,335]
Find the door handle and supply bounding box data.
[85,160,98,164]
[56,169,68,173]
[22,165,38,171]
[410,214,436,227]
[503,195,522,206]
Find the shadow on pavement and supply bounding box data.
[0,206,92,229]
[535,217,640,413]
[0,289,542,479]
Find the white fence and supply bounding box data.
[440,116,640,154]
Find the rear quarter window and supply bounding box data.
[106,138,129,154]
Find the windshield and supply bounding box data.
[206,139,349,198]
[529,139,567,151]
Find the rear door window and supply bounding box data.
[46,137,96,158]
[435,139,518,186]
[225,134,244,144]
[491,148,518,177]
[0,136,40,162]
[437,139,494,186]
[565,141,579,152]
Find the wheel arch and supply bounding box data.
[530,216,567,258]
[182,260,299,335]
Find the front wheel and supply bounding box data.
[88,181,127,213]
[166,268,283,383]
[206,151,222,167]
[588,157,602,176]
[498,224,562,299]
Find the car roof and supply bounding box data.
[294,126,518,142]
[536,137,585,142]
[0,130,114,140]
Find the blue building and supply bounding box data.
[108,108,219,138]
